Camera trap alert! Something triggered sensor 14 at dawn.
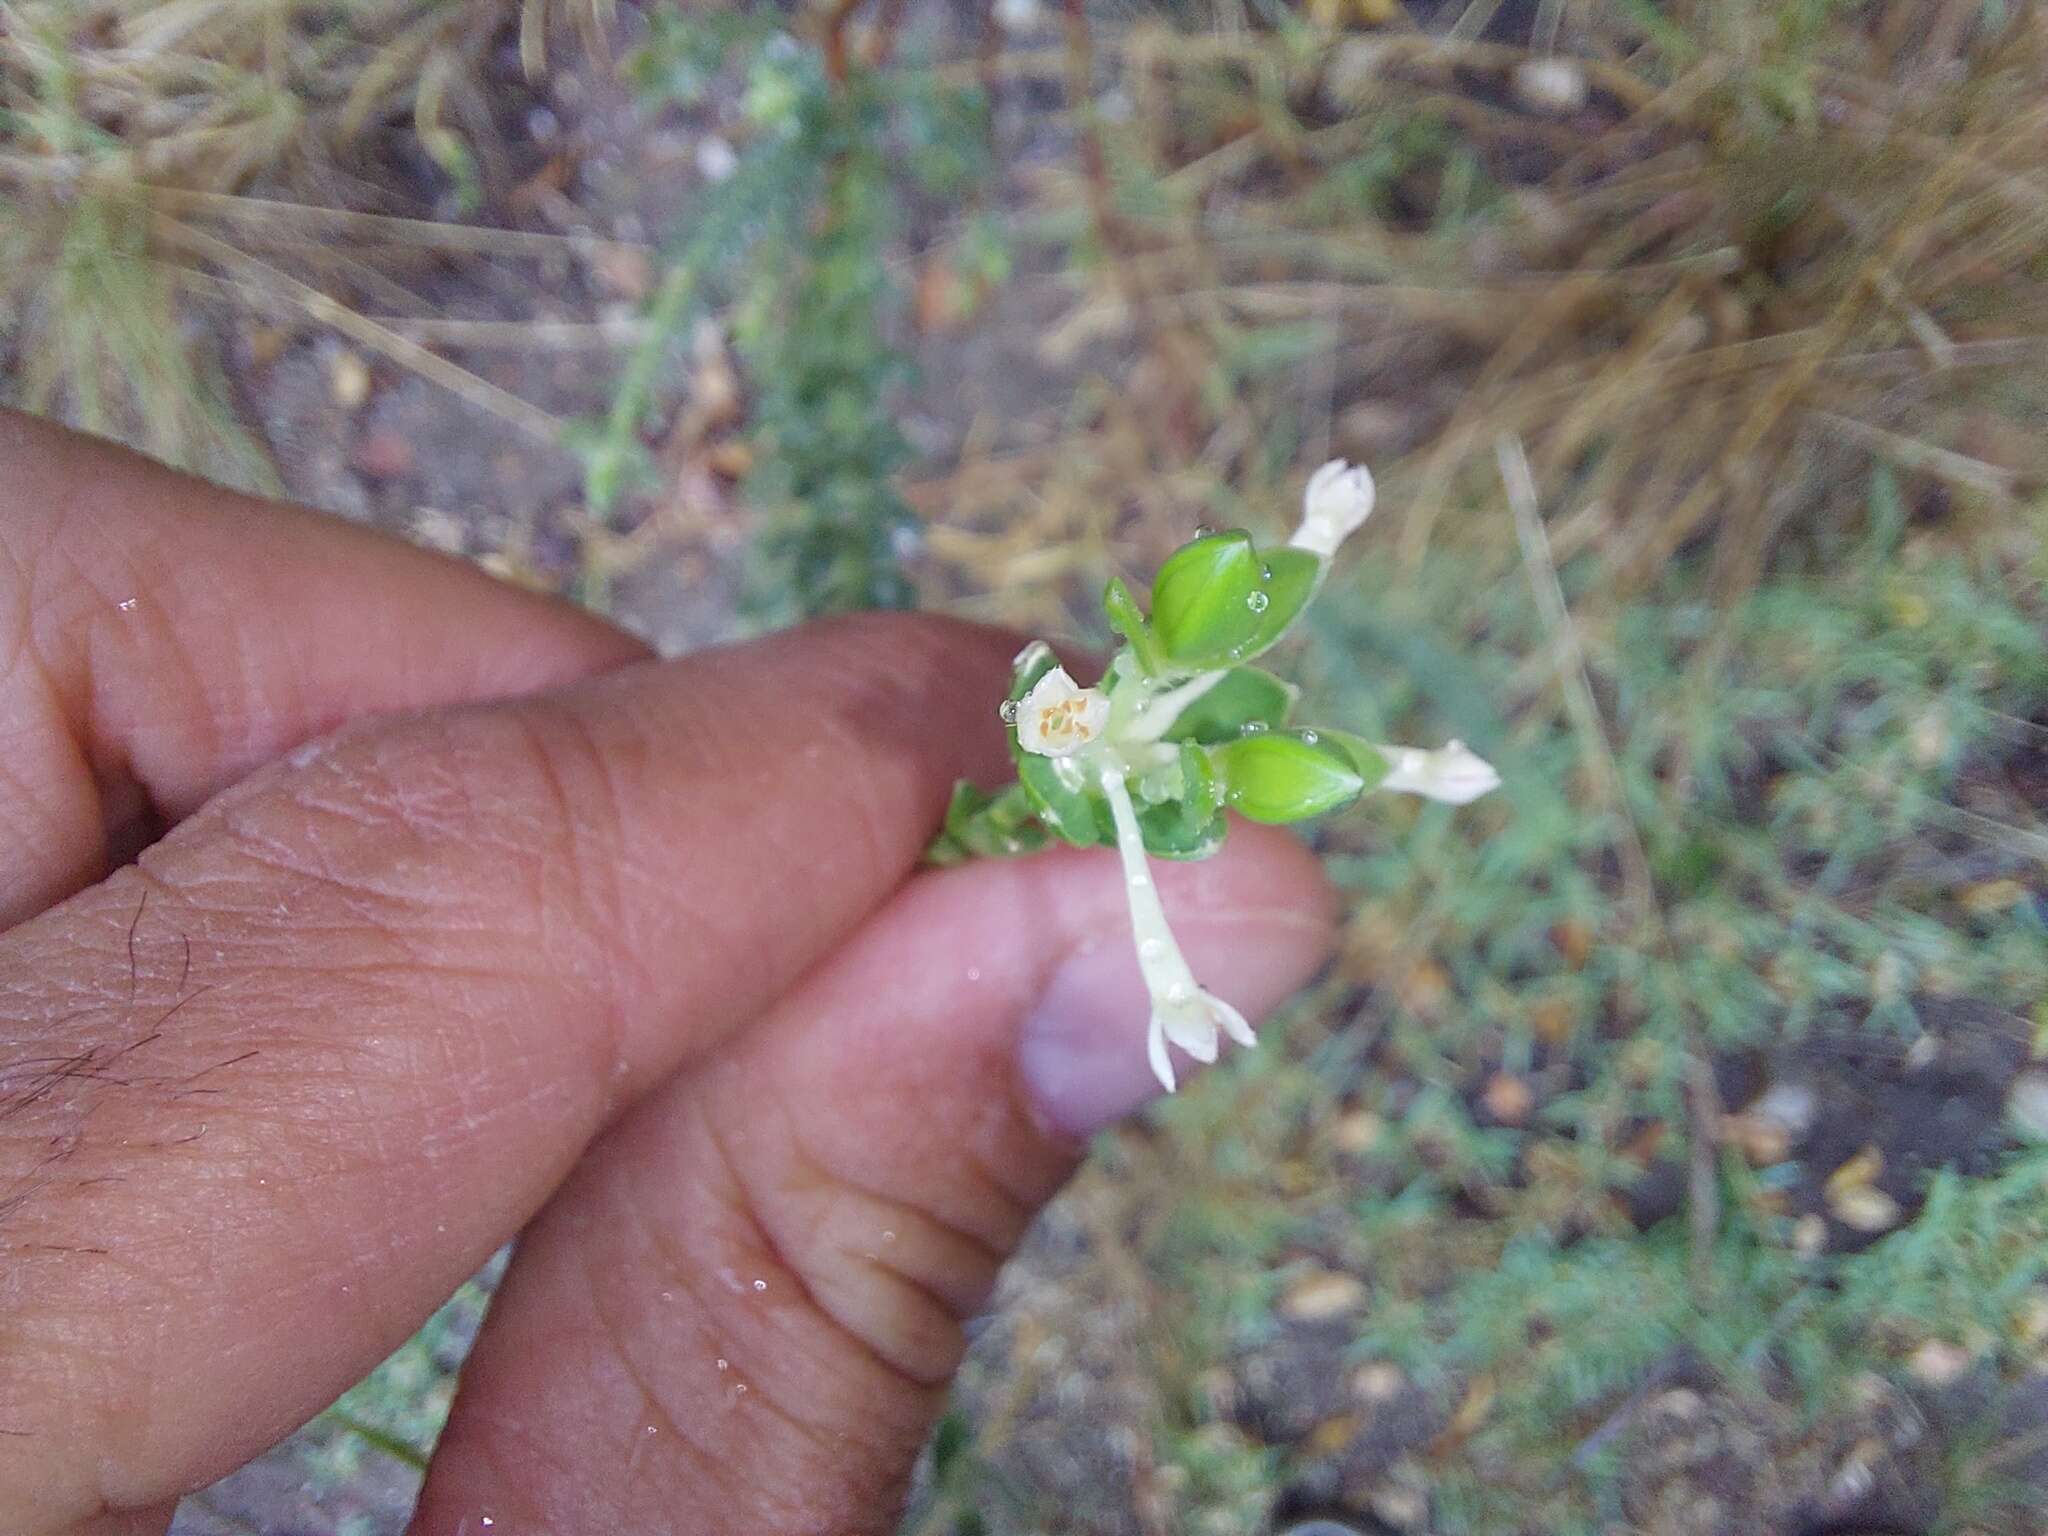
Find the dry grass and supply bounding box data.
[913,0,2048,628]
[0,0,623,481]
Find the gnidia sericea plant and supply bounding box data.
[929,462,1501,1091]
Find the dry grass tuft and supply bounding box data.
[0,0,617,480]
[915,0,2048,620]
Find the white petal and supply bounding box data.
[1291,459,1376,559]
[1147,1014,1177,1092]
[1377,739,1501,804]
[1162,1003,1220,1063]
[1212,994,1256,1047]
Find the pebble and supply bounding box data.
[1908,1339,1973,1386]
[328,348,372,409]
[1280,1267,1368,1322]
[1513,57,1589,115]
[2008,1072,2048,1142]
[1350,1361,1405,1403]
[1824,1145,1885,1202]
[1481,1072,1533,1126]
[1332,1109,1385,1154]
[1831,1184,1904,1233]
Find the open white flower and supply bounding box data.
[1289,459,1377,560]
[1099,768,1256,1091]
[1377,739,1501,805]
[1014,666,1111,758]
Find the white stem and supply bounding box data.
[1124,669,1228,745]
[1098,768,1199,1005]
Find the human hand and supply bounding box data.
[0,412,1335,1536]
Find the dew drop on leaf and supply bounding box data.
[1246,591,1271,614]
[1240,720,1268,734]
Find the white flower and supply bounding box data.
[1014,667,1111,758]
[1289,459,1376,560]
[1098,769,1256,1092]
[1377,739,1501,805]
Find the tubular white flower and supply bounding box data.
[1289,459,1376,560]
[1015,667,1111,758]
[1098,768,1256,1092]
[1376,739,1501,805]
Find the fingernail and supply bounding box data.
[1018,916,1325,1139]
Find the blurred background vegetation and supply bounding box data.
[5,0,2047,1531]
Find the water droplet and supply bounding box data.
[882,1229,897,1243]
[716,1358,730,1372]
[1301,730,1319,744]
[118,597,138,612]
[999,700,1020,723]
[1245,591,1270,614]
[1128,872,1152,889]
[645,1423,659,1436]
[1241,720,1268,735]
[1192,524,1213,538]
[479,1520,494,1530]
[966,966,983,982]
[752,1278,768,1292]
[1260,565,1273,580]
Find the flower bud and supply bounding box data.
[1290,459,1376,559]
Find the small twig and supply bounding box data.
[158,219,564,442]
[1810,410,2017,502]
[819,0,867,83]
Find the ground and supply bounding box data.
[4,2,2046,1533]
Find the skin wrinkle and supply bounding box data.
[775,1086,1017,1283]
[718,1083,973,1392]
[619,1175,914,1532]
[701,1105,954,1405]
[579,1205,738,1510]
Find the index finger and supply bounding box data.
[0,613,1017,1534]
[0,410,648,923]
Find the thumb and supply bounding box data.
[407,825,1335,1535]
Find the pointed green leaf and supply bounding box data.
[1213,730,1368,824]
[1102,576,1167,677]
[1317,730,1392,791]
[1149,532,1324,669]
[1163,667,1298,744]
[1238,547,1321,657]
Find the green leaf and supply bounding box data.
[928,779,1050,863]
[1163,667,1298,743]
[1239,547,1321,656]
[1016,754,1111,846]
[1149,531,1322,669]
[1103,576,1167,677]
[1149,531,1265,667]
[1214,730,1368,823]
[1317,729,1392,791]
[1138,742,1227,858]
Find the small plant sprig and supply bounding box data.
[929,463,1501,1091]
